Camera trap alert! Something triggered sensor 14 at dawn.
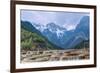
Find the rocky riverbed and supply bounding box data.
[21,48,89,63]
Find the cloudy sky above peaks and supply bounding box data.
[21,10,89,31]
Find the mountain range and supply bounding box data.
[21,16,89,49]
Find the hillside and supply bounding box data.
[73,40,89,49]
[21,21,62,51]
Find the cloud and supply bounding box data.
[21,10,89,30]
[21,10,56,26]
[62,24,76,31]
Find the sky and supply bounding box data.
[21,10,89,31]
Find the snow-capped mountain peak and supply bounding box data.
[32,22,47,32]
[46,23,66,38]
[33,22,67,38]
